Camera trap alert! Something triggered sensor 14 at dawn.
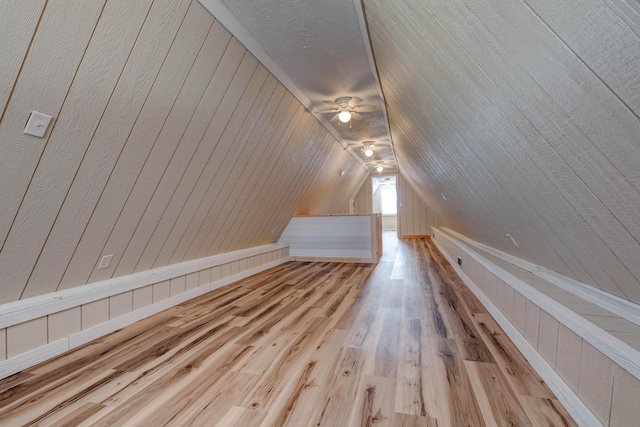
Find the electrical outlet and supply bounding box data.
[98,254,113,270]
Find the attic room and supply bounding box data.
[0,0,639,425]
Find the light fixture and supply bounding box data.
[376,165,384,173]
[363,143,374,157]
[338,110,352,123]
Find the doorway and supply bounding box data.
[372,175,397,231]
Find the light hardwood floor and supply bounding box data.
[0,233,576,426]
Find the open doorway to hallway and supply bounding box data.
[372,175,397,232]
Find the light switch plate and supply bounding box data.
[24,111,53,137]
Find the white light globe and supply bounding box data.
[338,111,351,123]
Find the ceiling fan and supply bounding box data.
[359,141,376,158]
[319,96,376,124]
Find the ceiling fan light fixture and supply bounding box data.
[364,148,373,157]
[376,165,384,173]
[338,110,352,123]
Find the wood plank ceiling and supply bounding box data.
[0,0,367,303]
[364,0,640,304]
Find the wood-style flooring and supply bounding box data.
[0,233,576,426]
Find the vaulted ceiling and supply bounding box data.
[1,0,639,309]
[203,0,640,305]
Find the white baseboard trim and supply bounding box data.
[433,237,602,427]
[0,256,288,380]
[0,340,70,379]
[439,227,640,327]
[0,244,288,329]
[434,228,640,382]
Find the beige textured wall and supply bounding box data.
[0,0,366,303]
[367,0,640,304]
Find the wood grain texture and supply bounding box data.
[353,174,373,214]
[0,0,45,119]
[366,0,640,306]
[12,0,157,300]
[0,0,107,302]
[397,173,435,237]
[0,0,366,305]
[0,234,575,426]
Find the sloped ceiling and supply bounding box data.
[2,0,639,309]
[365,0,640,304]
[199,0,640,306]
[0,0,366,303]
[198,0,398,172]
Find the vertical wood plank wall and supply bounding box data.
[397,173,438,237]
[0,0,367,305]
[433,228,640,426]
[353,175,373,214]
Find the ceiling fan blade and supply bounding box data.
[323,100,339,109]
[348,96,363,107]
[329,113,339,122]
[351,112,364,121]
[356,105,376,113]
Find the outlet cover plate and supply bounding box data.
[98,254,113,270]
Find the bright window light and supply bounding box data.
[381,186,397,215]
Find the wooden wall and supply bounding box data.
[365,0,640,305]
[279,215,380,263]
[352,175,373,214]
[0,0,367,304]
[397,173,438,237]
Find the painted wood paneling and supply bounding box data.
[433,227,640,425]
[610,366,640,427]
[0,0,366,304]
[7,318,47,358]
[133,286,153,311]
[0,0,45,119]
[366,0,640,305]
[279,215,379,262]
[0,0,107,302]
[82,300,109,330]
[353,175,373,214]
[397,173,436,237]
[55,1,213,291]
[48,308,81,343]
[110,292,133,319]
[578,343,615,425]
[16,0,172,299]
